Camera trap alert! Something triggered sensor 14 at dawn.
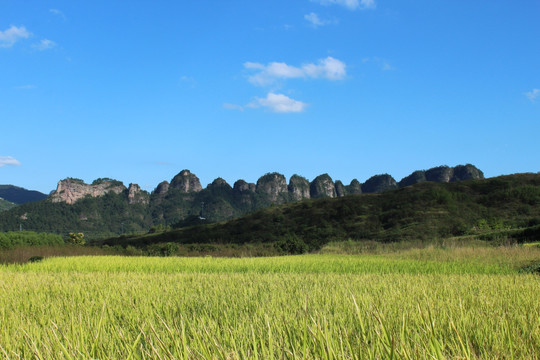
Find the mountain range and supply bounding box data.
[100,172,540,253]
[0,164,484,238]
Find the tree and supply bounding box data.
[68,232,86,245]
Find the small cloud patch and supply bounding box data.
[304,13,335,27]
[0,26,31,48]
[32,39,56,51]
[249,93,307,113]
[245,56,346,86]
[525,89,539,103]
[0,156,21,167]
[312,0,375,10]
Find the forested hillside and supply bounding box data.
[0,164,485,238]
[100,173,540,251]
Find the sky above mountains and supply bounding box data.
[1,0,539,193]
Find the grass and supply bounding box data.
[0,246,538,359]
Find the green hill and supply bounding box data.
[99,173,540,251]
[0,185,47,205]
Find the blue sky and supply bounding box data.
[1,0,539,193]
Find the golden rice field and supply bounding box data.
[0,246,539,359]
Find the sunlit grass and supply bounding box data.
[0,247,538,359]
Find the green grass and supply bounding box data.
[0,247,539,359]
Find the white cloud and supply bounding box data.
[305,13,329,27]
[223,103,245,111]
[32,39,56,51]
[312,0,375,10]
[0,156,21,167]
[525,89,540,102]
[0,26,31,48]
[49,9,66,20]
[248,93,307,113]
[245,56,346,86]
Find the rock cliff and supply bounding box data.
[310,174,337,198]
[256,173,288,203]
[398,164,484,187]
[45,164,485,227]
[154,181,170,195]
[334,180,346,197]
[425,166,454,183]
[362,174,398,193]
[127,184,150,205]
[170,170,203,193]
[346,179,362,194]
[452,164,484,181]
[50,178,126,205]
[288,175,311,201]
[398,170,427,188]
[233,180,257,207]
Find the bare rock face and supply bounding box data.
[170,170,202,193]
[425,166,453,183]
[398,164,484,188]
[233,180,256,193]
[154,181,170,195]
[452,164,484,181]
[50,178,126,204]
[361,174,397,193]
[346,179,362,194]
[335,180,346,197]
[288,175,311,201]
[127,183,149,205]
[256,172,288,203]
[233,180,256,206]
[310,174,336,198]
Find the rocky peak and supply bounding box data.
[346,179,362,195]
[335,180,346,197]
[154,181,170,195]
[233,180,256,193]
[452,164,484,181]
[210,178,230,187]
[310,174,336,198]
[233,180,256,207]
[170,169,202,193]
[50,178,126,204]
[288,175,311,201]
[361,174,397,193]
[398,170,427,188]
[127,183,149,205]
[256,172,288,203]
[425,166,453,183]
[398,164,484,188]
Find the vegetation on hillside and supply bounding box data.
[1,173,539,249]
[101,173,540,251]
[0,198,15,211]
[0,231,64,249]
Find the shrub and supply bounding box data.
[275,235,309,255]
[67,233,86,245]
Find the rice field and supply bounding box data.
[0,246,539,359]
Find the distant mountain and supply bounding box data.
[0,164,485,237]
[0,185,48,205]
